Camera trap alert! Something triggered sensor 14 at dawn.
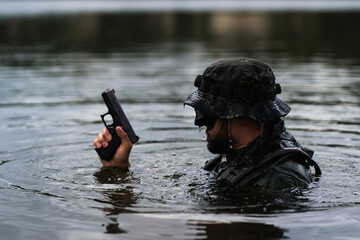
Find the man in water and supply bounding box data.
[93,58,321,191]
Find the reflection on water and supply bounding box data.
[0,9,360,240]
[92,166,306,237]
[186,220,286,240]
[2,11,360,60]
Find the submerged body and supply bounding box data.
[204,120,321,191]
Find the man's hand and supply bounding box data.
[93,126,133,168]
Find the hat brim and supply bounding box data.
[184,90,291,122]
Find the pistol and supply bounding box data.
[95,88,139,161]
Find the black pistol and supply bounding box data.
[95,88,139,161]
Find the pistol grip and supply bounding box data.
[95,130,122,161]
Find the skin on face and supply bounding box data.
[205,119,232,154]
[205,117,264,154]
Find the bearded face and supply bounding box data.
[206,120,235,154]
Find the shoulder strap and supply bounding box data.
[257,148,322,175]
[229,147,321,186]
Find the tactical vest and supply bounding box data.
[204,124,321,188]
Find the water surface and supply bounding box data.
[1,8,360,240]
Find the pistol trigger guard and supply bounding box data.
[100,112,115,131]
[100,113,107,127]
[101,113,123,137]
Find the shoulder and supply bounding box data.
[246,155,313,191]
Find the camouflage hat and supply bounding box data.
[184,58,291,122]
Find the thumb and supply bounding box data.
[116,126,132,147]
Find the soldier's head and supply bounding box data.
[184,58,291,153]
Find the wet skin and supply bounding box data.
[93,126,133,168]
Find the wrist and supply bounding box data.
[100,158,130,169]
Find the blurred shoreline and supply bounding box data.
[1,0,360,16]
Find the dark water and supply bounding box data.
[1,4,360,240]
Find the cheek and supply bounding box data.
[206,120,223,139]
[205,129,216,141]
[205,130,211,139]
[213,120,224,132]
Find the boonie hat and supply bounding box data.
[184,58,291,122]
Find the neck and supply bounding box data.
[229,118,264,150]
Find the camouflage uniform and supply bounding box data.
[184,58,321,191]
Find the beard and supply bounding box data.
[206,121,233,154]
